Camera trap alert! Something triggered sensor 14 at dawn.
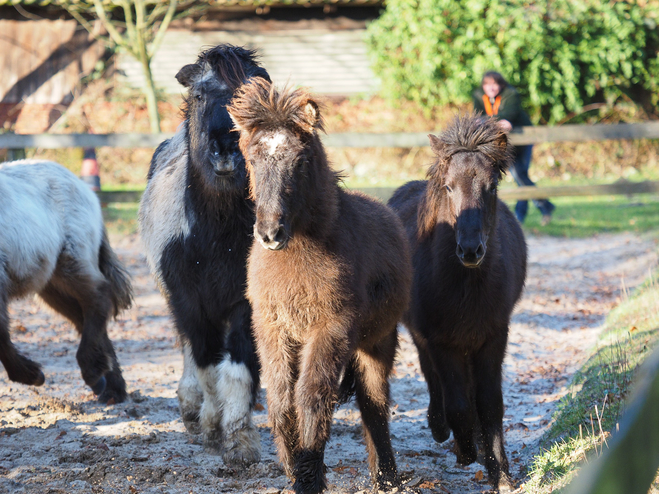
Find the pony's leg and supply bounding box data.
[167,300,225,453]
[40,278,127,403]
[353,329,399,491]
[0,288,44,386]
[473,335,512,489]
[411,331,450,442]
[177,342,203,434]
[256,328,299,478]
[432,345,477,465]
[293,325,351,494]
[185,304,260,467]
[214,301,261,468]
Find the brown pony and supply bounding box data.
[228,79,412,494]
[388,114,527,490]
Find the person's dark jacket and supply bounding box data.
[472,85,532,127]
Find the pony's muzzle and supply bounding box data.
[456,240,486,268]
[213,159,235,175]
[254,222,288,251]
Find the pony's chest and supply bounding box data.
[248,247,347,339]
[160,219,251,291]
[414,266,508,343]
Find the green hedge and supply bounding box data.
[366,0,659,123]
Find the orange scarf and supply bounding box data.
[482,95,501,116]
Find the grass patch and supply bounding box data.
[523,270,659,493]
[99,193,659,239]
[510,194,659,238]
[103,203,139,236]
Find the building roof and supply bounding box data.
[0,0,381,7]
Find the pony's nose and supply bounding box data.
[456,241,486,267]
[213,159,235,175]
[255,222,288,251]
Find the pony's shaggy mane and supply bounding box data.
[418,114,513,239]
[229,78,325,135]
[427,113,513,181]
[180,45,269,119]
[199,44,261,91]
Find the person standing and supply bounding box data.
[473,71,555,224]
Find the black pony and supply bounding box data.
[139,45,270,468]
[388,115,527,490]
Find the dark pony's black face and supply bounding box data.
[442,150,499,268]
[428,124,508,268]
[175,45,270,194]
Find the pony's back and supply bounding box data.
[0,160,104,294]
[0,159,132,403]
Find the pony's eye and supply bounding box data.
[195,94,202,101]
[445,184,453,193]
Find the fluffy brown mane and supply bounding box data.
[418,114,513,238]
[229,78,325,138]
[427,113,513,182]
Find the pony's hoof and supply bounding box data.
[222,427,261,468]
[375,471,400,491]
[90,376,107,396]
[8,356,45,386]
[293,449,327,494]
[495,473,516,493]
[430,421,451,443]
[97,371,127,404]
[97,386,127,404]
[182,415,202,435]
[203,430,223,455]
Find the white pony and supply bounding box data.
[0,159,132,403]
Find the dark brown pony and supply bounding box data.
[228,79,412,494]
[388,115,527,490]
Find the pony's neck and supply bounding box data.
[293,137,340,241]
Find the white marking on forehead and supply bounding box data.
[261,132,286,155]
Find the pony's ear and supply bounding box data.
[428,134,447,157]
[493,131,510,173]
[300,100,321,133]
[176,64,202,87]
[494,131,508,152]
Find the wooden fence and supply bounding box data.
[2,121,659,202]
[2,121,659,149]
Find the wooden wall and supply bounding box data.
[118,26,378,96]
[0,19,104,105]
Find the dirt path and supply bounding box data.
[0,233,656,494]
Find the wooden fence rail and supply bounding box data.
[97,181,659,204]
[2,122,659,149]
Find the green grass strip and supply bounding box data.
[523,269,659,493]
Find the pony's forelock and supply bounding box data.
[228,78,325,138]
[427,113,513,182]
[180,45,270,120]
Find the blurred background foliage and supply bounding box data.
[366,0,659,124]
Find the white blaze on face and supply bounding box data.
[261,132,286,156]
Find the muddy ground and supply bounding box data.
[0,232,656,494]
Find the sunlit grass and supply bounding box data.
[523,272,659,493]
[509,195,659,238]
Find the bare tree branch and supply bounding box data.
[149,0,177,58]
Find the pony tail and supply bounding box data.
[98,229,133,317]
